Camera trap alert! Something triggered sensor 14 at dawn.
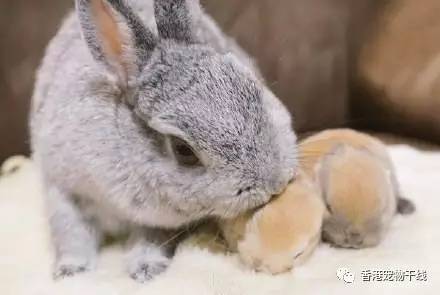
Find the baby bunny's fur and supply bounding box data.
[300,129,415,248]
[30,0,297,281]
[220,172,324,274]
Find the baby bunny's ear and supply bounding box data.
[76,0,157,87]
[154,0,200,43]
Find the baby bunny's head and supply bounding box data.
[76,0,297,220]
[318,145,396,248]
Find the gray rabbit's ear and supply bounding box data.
[76,0,157,87]
[154,0,200,43]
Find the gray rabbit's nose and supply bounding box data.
[271,182,285,195]
[236,186,253,196]
[268,175,289,195]
[235,166,290,197]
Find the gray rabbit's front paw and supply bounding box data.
[128,252,170,283]
[126,228,179,283]
[53,255,92,279]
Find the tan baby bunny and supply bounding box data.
[220,171,324,274]
[300,129,415,249]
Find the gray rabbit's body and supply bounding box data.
[30,0,297,282]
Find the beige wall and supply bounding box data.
[355,0,440,140]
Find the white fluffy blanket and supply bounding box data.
[1,143,439,295]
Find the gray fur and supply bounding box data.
[154,0,195,42]
[30,0,297,281]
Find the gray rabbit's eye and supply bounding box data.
[170,136,200,166]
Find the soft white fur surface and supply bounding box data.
[1,144,439,295]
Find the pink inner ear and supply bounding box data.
[91,0,123,61]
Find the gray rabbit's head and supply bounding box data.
[76,0,298,220]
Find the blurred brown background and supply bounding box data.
[1,0,439,162]
[0,1,73,161]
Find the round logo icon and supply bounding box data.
[336,267,355,284]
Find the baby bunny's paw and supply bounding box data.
[53,256,92,280]
[127,252,170,283]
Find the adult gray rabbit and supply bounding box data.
[30,0,298,282]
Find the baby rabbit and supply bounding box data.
[220,171,324,274]
[220,129,414,272]
[300,129,415,248]
[30,0,297,282]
